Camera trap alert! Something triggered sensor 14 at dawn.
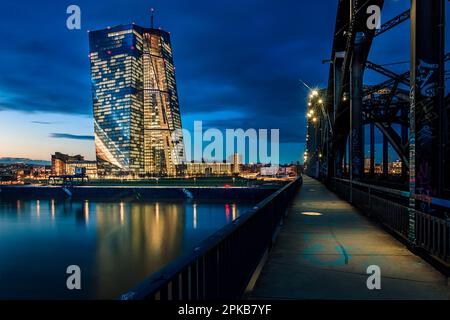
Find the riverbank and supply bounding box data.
[0,185,280,201]
[20,177,287,188]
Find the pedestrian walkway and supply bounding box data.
[250,176,450,299]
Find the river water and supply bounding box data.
[0,199,253,299]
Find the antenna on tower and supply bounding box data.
[150,8,155,28]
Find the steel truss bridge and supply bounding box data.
[305,0,450,268]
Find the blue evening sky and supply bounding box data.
[0,0,447,164]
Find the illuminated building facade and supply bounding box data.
[51,152,84,176]
[183,162,234,177]
[51,152,98,178]
[89,24,184,177]
[177,154,242,177]
[232,153,241,174]
[65,161,98,179]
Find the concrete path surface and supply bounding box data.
[249,176,450,300]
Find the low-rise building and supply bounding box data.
[65,161,98,178]
[389,160,402,175]
[51,152,97,178]
[177,154,241,177]
[179,162,234,177]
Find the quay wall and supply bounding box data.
[0,185,277,201]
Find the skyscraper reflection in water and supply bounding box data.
[0,199,252,299]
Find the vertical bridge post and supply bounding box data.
[409,0,445,243]
[350,31,365,183]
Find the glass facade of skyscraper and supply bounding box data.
[89,24,184,176]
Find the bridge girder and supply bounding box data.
[375,9,410,37]
[327,1,385,179]
[308,0,447,192]
[366,61,410,86]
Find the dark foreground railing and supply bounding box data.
[328,178,450,266]
[120,177,302,300]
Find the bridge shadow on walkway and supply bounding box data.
[249,176,450,300]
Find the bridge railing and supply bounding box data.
[416,211,450,262]
[119,176,302,300]
[329,178,450,265]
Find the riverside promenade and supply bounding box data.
[250,176,450,300]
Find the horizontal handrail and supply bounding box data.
[331,178,450,209]
[331,177,410,198]
[330,178,450,265]
[332,177,450,210]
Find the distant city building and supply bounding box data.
[52,152,84,176]
[65,161,98,179]
[364,157,402,175]
[29,165,52,178]
[89,23,184,177]
[278,165,299,177]
[260,166,279,177]
[374,164,383,174]
[232,153,241,175]
[51,152,97,178]
[178,155,241,176]
[389,160,402,175]
[182,162,233,177]
[0,163,52,183]
[258,164,299,178]
[364,158,371,174]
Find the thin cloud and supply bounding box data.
[31,121,52,125]
[50,133,94,141]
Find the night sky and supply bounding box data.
[0,0,447,164]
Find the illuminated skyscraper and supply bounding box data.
[89,23,184,176]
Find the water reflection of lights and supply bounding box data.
[36,200,40,217]
[225,204,230,221]
[120,202,124,225]
[84,200,89,224]
[51,199,55,220]
[193,203,197,229]
[1,200,250,299]
[156,202,160,223]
